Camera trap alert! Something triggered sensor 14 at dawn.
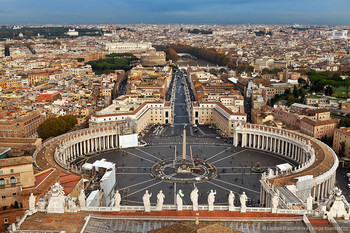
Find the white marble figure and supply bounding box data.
[190,188,199,211]
[328,188,348,219]
[228,191,235,211]
[29,193,36,212]
[46,182,66,213]
[143,190,152,212]
[114,190,121,211]
[156,190,165,211]
[271,193,279,213]
[240,192,248,213]
[66,197,77,213]
[207,190,216,211]
[177,189,184,211]
[306,194,313,211]
[78,190,86,208]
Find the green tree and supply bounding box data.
[261,68,270,75]
[37,115,77,140]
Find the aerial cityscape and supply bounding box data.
[1,1,350,233]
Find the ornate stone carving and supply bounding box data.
[46,182,66,213]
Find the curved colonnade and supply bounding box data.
[33,126,123,173]
[233,123,338,206]
[33,123,338,209]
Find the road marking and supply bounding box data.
[121,178,154,190]
[206,180,237,193]
[126,151,155,163]
[211,150,247,164]
[206,147,232,161]
[117,173,150,175]
[128,181,163,197]
[212,178,260,194]
[135,148,161,161]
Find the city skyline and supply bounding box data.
[1,0,350,25]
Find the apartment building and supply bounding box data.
[333,127,350,159]
[0,111,45,138]
[0,156,35,208]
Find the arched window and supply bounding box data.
[10,177,16,184]
[0,178,4,186]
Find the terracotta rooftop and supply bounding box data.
[18,211,303,233]
[23,168,55,190]
[59,172,82,196]
[150,223,241,233]
[301,117,339,127]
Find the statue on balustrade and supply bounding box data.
[156,190,165,211]
[228,191,235,211]
[29,193,36,212]
[114,190,121,211]
[271,193,279,213]
[208,190,216,211]
[191,187,199,211]
[306,194,313,211]
[240,192,248,213]
[177,189,184,211]
[78,190,86,208]
[142,190,152,212]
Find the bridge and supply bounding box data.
[177,64,230,72]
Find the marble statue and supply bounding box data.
[207,190,216,211]
[328,188,348,219]
[190,188,199,211]
[114,190,121,211]
[29,193,36,212]
[240,192,248,213]
[306,194,313,211]
[66,197,77,213]
[37,198,47,211]
[46,182,66,213]
[177,189,184,211]
[78,190,86,208]
[156,190,165,211]
[142,190,152,212]
[228,191,235,211]
[271,193,279,213]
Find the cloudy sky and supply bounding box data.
[0,0,349,25]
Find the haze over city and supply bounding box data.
[0,0,350,25]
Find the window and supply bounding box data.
[10,169,14,174]
[0,178,4,186]
[12,193,16,196]
[2,195,5,199]
[10,177,16,184]
[4,218,8,223]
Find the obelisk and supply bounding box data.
[182,124,187,170]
